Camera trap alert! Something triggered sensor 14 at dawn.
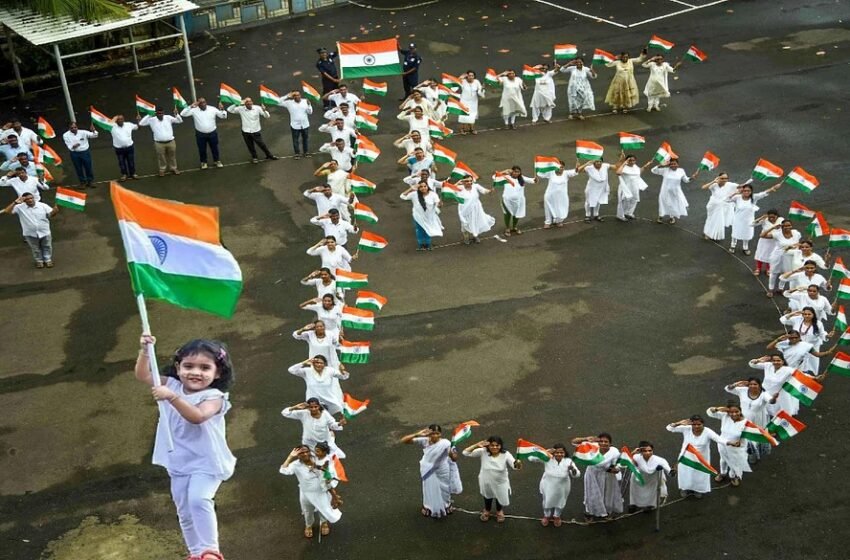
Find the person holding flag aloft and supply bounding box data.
[497,69,527,129]
[400,425,455,518]
[280,445,342,539]
[641,54,682,111]
[181,97,227,169]
[560,58,596,119]
[62,121,98,188]
[604,48,648,114]
[652,157,699,225]
[527,443,580,527]
[571,433,623,520]
[728,182,783,254]
[529,63,558,124]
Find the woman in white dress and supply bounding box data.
[615,154,651,222]
[306,236,355,272]
[462,436,522,523]
[582,158,614,223]
[400,182,443,251]
[497,165,537,236]
[300,268,342,301]
[752,210,783,276]
[642,55,681,111]
[280,445,342,539]
[706,406,750,487]
[528,443,580,527]
[761,220,802,297]
[299,294,343,338]
[497,70,527,129]
[540,159,581,228]
[293,320,340,367]
[779,308,829,373]
[725,378,774,463]
[651,158,698,224]
[628,441,671,511]
[729,182,782,254]
[281,398,346,458]
[287,357,349,416]
[456,177,495,244]
[784,284,833,319]
[458,70,485,134]
[560,58,596,119]
[530,64,557,124]
[401,425,455,518]
[571,433,622,520]
[666,415,727,497]
[700,173,741,241]
[749,353,797,416]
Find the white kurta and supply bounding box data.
[584,163,611,207]
[293,329,340,367]
[730,192,769,240]
[458,184,495,236]
[300,277,339,300]
[280,460,342,524]
[707,409,751,479]
[767,229,802,272]
[281,408,344,457]
[753,217,784,263]
[725,386,772,428]
[401,190,444,237]
[501,175,535,218]
[287,364,349,415]
[302,302,343,336]
[785,292,832,318]
[414,437,452,517]
[459,79,484,124]
[530,70,557,109]
[306,245,352,272]
[562,66,596,112]
[463,448,518,505]
[582,447,622,517]
[666,425,725,494]
[498,76,527,117]
[779,317,825,373]
[749,361,797,416]
[541,169,578,224]
[789,249,828,272]
[652,166,690,218]
[642,61,675,98]
[529,456,580,510]
[618,163,648,203]
[629,454,670,508]
[703,182,738,239]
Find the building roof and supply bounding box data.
[0,0,199,46]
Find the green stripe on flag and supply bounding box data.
[340,353,370,364]
[679,456,715,475]
[128,262,242,318]
[342,63,403,79]
[55,199,85,211]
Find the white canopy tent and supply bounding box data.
[0,0,199,121]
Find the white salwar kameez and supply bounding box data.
[730,192,770,247]
[498,76,527,123]
[706,409,751,480]
[287,363,349,416]
[280,407,345,458]
[459,79,484,124]
[652,166,690,219]
[463,448,518,506]
[458,184,495,237]
[666,424,725,494]
[642,61,675,110]
[280,460,342,525]
[785,291,832,318]
[629,454,670,508]
[501,175,535,220]
[754,217,784,266]
[778,319,824,373]
[582,447,623,518]
[530,70,556,123]
[400,190,444,238]
[414,437,452,518]
[702,182,738,240]
[529,456,580,516]
[302,302,343,338]
[292,329,340,368]
[749,361,796,416]
[584,163,611,217]
[540,169,578,224]
[616,163,648,220]
[725,385,773,461]
[561,66,596,114]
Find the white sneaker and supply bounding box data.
[200,163,208,170]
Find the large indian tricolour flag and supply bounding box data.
[111,182,242,318]
[339,38,402,79]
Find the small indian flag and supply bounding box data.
[699,151,720,171]
[827,351,850,376]
[355,112,379,132]
[90,106,113,132]
[767,410,806,440]
[37,116,56,139]
[355,290,387,311]
[835,305,848,333]
[576,140,604,160]
[485,68,500,87]
[135,94,156,116]
[338,38,402,79]
[740,420,778,447]
[516,438,550,462]
[654,141,677,164]
[785,166,819,193]
[335,269,368,288]
[782,369,823,406]
[554,43,578,61]
[350,174,376,195]
[219,83,242,105]
[327,454,348,482]
[432,142,457,166]
[522,64,544,80]
[428,119,453,139]
[341,306,375,330]
[450,162,478,182]
[363,78,387,96]
[839,279,850,300]
[788,201,815,221]
[441,72,462,90]
[259,84,282,106]
[534,155,560,175]
[838,327,850,347]
[619,132,645,150]
[301,81,321,103]
[832,258,849,281]
[172,87,189,110]
[111,183,242,317]
[36,143,63,166]
[339,340,370,364]
[752,158,783,181]
[355,134,381,163]
[353,202,378,223]
[573,442,604,466]
[55,187,86,211]
[829,228,850,248]
[357,102,381,116]
[685,45,708,63]
[342,393,370,419]
[434,85,455,103]
[592,48,616,65]
[807,212,830,238]
[617,446,644,485]
[492,172,509,187]
[648,35,675,51]
[441,182,465,203]
[678,443,717,475]
[358,230,388,253]
[38,163,53,182]
[446,98,470,116]
[451,420,480,446]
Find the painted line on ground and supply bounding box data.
[666,0,697,8]
[628,0,730,27]
[529,0,629,29]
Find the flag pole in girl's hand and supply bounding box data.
[136,293,174,451]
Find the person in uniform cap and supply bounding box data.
[316,48,340,110]
[400,43,423,99]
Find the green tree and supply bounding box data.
[0,0,131,21]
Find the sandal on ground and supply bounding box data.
[35,262,44,268]
[480,510,490,522]
[584,217,592,223]
[200,551,225,560]
[304,526,313,538]
[731,478,740,487]
[552,516,562,527]
[540,517,549,526]
[543,224,551,229]
[504,229,512,237]
[714,474,725,482]
[421,507,431,517]
[668,218,677,224]
[743,249,752,256]
[656,217,664,224]
[752,268,760,276]
[556,222,564,228]
[593,217,604,222]
[513,228,523,235]
[766,291,774,298]
[728,247,736,253]
[496,511,506,523]
[320,522,330,536]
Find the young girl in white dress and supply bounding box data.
[135,334,237,560]
[400,182,443,251]
[463,436,522,523]
[748,354,797,416]
[652,158,699,224]
[641,55,681,111]
[582,159,613,223]
[527,443,580,527]
[401,425,455,518]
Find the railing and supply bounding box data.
[187,0,345,35]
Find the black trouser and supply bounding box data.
[114,146,135,176]
[483,498,503,511]
[242,131,273,159]
[290,127,309,155]
[322,82,335,110]
[195,130,220,163]
[403,73,419,97]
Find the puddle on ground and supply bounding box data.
[40,515,184,560]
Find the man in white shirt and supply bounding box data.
[323,103,355,130]
[280,90,313,159]
[310,208,358,246]
[138,106,182,176]
[62,122,98,188]
[108,115,138,180]
[1,152,37,176]
[1,191,59,268]
[318,138,355,172]
[323,84,360,109]
[318,118,357,147]
[396,106,429,138]
[227,97,277,163]
[1,120,42,152]
[303,184,350,217]
[0,168,48,201]
[0,134,32,166]
[180,97,227,169]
